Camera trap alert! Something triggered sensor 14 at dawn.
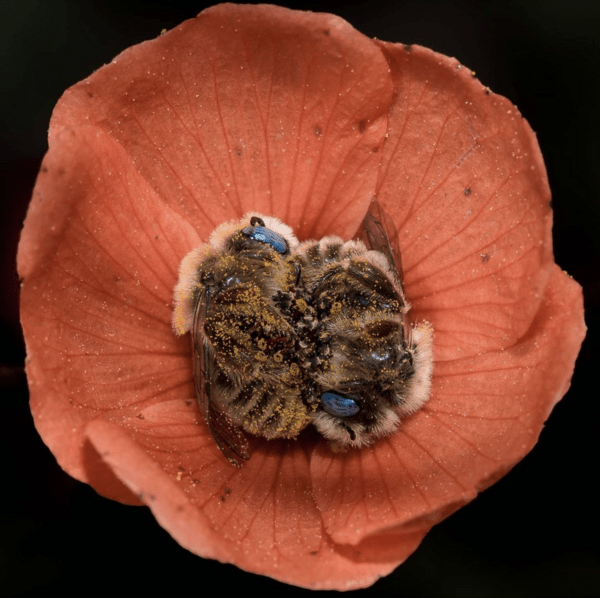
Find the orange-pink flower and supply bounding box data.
[17,4,585,590]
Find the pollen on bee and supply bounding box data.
[172,207,434,465]
[330,301,342,315]
[295,298,308,312]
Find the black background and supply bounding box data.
[1,1,598,596]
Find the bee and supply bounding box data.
[172,214,317,466]
[295,202,434,449]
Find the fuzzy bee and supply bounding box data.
[173,207,434,465]
[295,202,434,449]
[172,214,317,466]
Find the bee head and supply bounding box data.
[311,389,400,449]
[241,215,297,255]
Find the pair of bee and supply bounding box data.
[173,204,434,466]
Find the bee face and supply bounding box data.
[294,210,434,450]
[173,214,314,466]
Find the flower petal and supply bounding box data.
[51,4,393,240]
[19,124,199,501]
[131,400,323,559]
[84,417,235,561]
[85,416,409,590]
[373,42,555,361]
[311,264,584,552]
[309,41,585,561]
[18,5,586,591]
[16,5,396,587]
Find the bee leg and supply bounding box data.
[294,262,302,286]
[343,425,356,441]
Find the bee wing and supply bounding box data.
[362,200,404,291]
[192,287,250,467]
[362,200,415,347]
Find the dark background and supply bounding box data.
[2,1,598,596]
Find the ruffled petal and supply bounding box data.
[373,42,554,361]
[311,265,584,553]
[19,2,393,503]
[84,418,235,561]
[19,125,199,502]
[309,41,585,564]
[51,4,392,240]
[85,417,408,590]
[17,4,397,588]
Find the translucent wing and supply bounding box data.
[361,199,404,291]
[361,199,412,343]
[192,287,250,467]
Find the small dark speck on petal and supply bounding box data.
[323,29,330,36]
[137,413,145,419]
[224,487,231,494]
[154,234,159,240]
[404,44,412,52]
[149,494,156,501]
[185,399,194,407]
[372,146,380,153]
[176,505,184,512]
[480,253,490,263]
[314,125,322,137]
[309,550,318,556]
[236,148,242,157]
[464,187,471,196]
[358,120,367,134]
[87,92,94,98]
[114,276,121,284]
[484,88,491,95]
[41,165,48,173]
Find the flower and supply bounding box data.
[17,3,585,590]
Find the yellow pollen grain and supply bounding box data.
[295,298,308,312]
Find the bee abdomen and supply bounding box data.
[233,380,311,439]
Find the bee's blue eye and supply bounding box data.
[242,225,288,254]
[321,392,360,417]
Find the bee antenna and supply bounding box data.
[250,216,266,227]
[344,425,356,441]
[404,320,414,347]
